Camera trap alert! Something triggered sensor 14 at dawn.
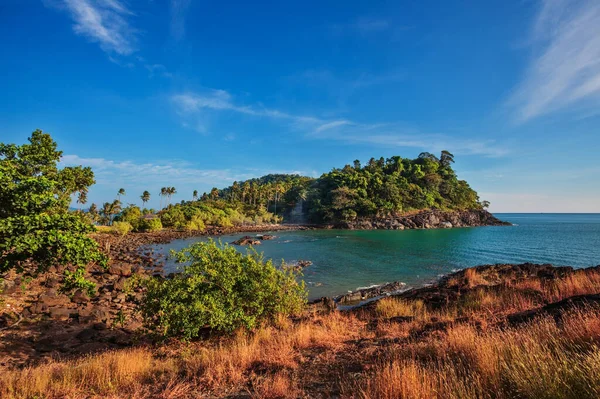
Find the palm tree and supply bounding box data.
[163,187,176,207]
[232,181,240,202]
[210,187,219,200]
[141,190,151,209]
[76,190,88,210]
[159,187,166,209]
[100,200,121,225]
[88,203,99,223]
[117,188,126,201]
[193,190,198,201]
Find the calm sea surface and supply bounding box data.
[154,214,600,300]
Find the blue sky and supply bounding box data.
[1,0,599,212]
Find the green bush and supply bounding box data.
[185,215,206,231]
[141,240,306,339]
[62,266,96,296]
[111,221,132,236]
[136,218,162,232]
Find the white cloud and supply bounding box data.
[60,154,314,205]
[509,0,600,122]
[172,89,508,157]
[314,120,353,133]
[170,0,192,41]
[144,63,173,78]
[59,0,137,55]
[171,91,322,124]
[60,154,239,186]
[355,18,390,33]
[331,132,509,157]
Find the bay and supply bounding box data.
[155,214,600,300]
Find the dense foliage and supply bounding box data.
[306,151,483,223]
[156,199,280,231]
[141,240,306,339]
[215,174,314,215]
[0,130,106,275]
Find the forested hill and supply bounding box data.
[210,151,486,224]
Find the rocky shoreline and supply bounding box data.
[0,223,305,368]
[312,262,600,312]
[335,209,510,230]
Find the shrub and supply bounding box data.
[141,240,306,339]
[63,267,96,296]
[136,218,162,232]
[185,215,206,231]
[111,221,132,236]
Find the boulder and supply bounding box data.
[258,234,275,240]
[48,307,73,321]
[38,292,68,308]
[109,263,132,277]
[232,236,262,246]
[72,289,90,304]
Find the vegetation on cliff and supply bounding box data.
[180,151,487,226]
[306,151,483,223]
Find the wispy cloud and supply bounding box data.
[355,18,390,33]
[318,130,509,157]
[171,90,322,125]
[61,154,237,186]
[314,120,353,133]
[60,154,315,205]
[171,89,508,157]
[509,0,600,122]
[57,0,137,55]
[170,0,192,41]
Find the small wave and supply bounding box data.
[282,240,292,243]
[353,283,389,291]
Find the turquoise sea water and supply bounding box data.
[155,214,600,300]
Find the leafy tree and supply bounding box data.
[306,151,481,223]
[100,200,121,225]
[141,240,306,339]
[0,130,106,276]
[193,190,198,201]
[141,190,151,209]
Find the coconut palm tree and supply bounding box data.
[76,190,88,210]
[159,187,166,209]
[170,187,177,205]
[193,190,198,201]
[117,188,126,201]
[141,190,151,209]
[100,200,122,225]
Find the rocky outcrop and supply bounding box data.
[334,282,407,305]
[338,209,510,230]
[232,236,262,246]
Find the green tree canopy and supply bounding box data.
[0,130,106,274]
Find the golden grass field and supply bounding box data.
[2,267,600,398]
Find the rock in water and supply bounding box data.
[232,236,262,246]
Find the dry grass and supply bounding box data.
[3,267,600,398]
[0,312,364,398]
[354,309,600,399]
[375,298,427,319]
